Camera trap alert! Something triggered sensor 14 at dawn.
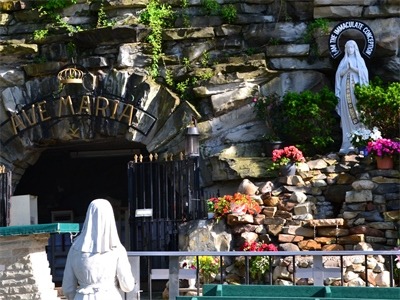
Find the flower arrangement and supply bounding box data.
[272,145,305,166]
[366,138,400,157]
[208,193,261,220]
[207,199,214,212]
[241,241,278,281]
[348,126,381,148]
[180,259,196,270]
[194,256,220,283]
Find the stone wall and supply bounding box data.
[179,154,399,286]
[0,233,60,300]
[0,1,399,192]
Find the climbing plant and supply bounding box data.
[139,0,175,77]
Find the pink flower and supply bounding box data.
[272,146,305,166]
[367,138,400,157]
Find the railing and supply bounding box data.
[125,250,400,300]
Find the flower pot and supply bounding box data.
[264,141,283,157]
[207,212,214,219]
[357,146,368,157]
[376,156,394,170]
[280,162,296,176]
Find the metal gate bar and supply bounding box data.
[0,166,11,227]
[127,154,204,268]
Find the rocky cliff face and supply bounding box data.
[0,0,399,192]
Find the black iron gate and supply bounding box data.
[0,166,12,227]
[127,153,204,267]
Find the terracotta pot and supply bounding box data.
[376,156,393,170]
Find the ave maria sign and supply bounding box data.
[1,93,156,145]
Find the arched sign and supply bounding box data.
[329,20,375,59]
[0,65,157,145]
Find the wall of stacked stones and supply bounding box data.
[227,156,399,251]
[180,155,399,286]
[0,234,60,300]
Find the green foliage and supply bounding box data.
[201,0,237,23]
[33,29,49,41]
[197,69,214,81]
[304,18,329,61]
[54,14,82,35]
[33,55,47,64]
[97,1,115,28]
[273,87,338,155]
[253,92,282,141]
[139,0,175,77]
[304,18,329,43]
[355,78,400,138]
[201,0,220,15]
[180,0,191,27]
[38,0,77,15]
[176,78,191,99]
[182,57,191,68]
[66,41,76,58]
[221,4,237,24]
[165,69,175,87]
[200,52,210,67]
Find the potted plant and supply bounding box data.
[272,145,306,176]
[240,241,278,283]
[206,199,215,219]
[194,255,220,284]
[348,126,381,156]
[208,193,261,221]
[366,138,400,169]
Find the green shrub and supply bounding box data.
[201,0,220,15]
[33,29,49,41]
[273,87,339,155]
[355,78,400,139]
[221,4,237,24]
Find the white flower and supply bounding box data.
[349,126,382,147]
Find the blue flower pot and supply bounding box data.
[280,162,296,176]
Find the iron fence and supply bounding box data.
[0,166,11,227]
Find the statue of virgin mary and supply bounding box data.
[335,40,369,154]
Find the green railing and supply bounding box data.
[125,250,400,300]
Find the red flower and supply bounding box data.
[241,241,278,252]
[272,146,305,166]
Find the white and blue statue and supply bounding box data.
[335,40,369,154]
